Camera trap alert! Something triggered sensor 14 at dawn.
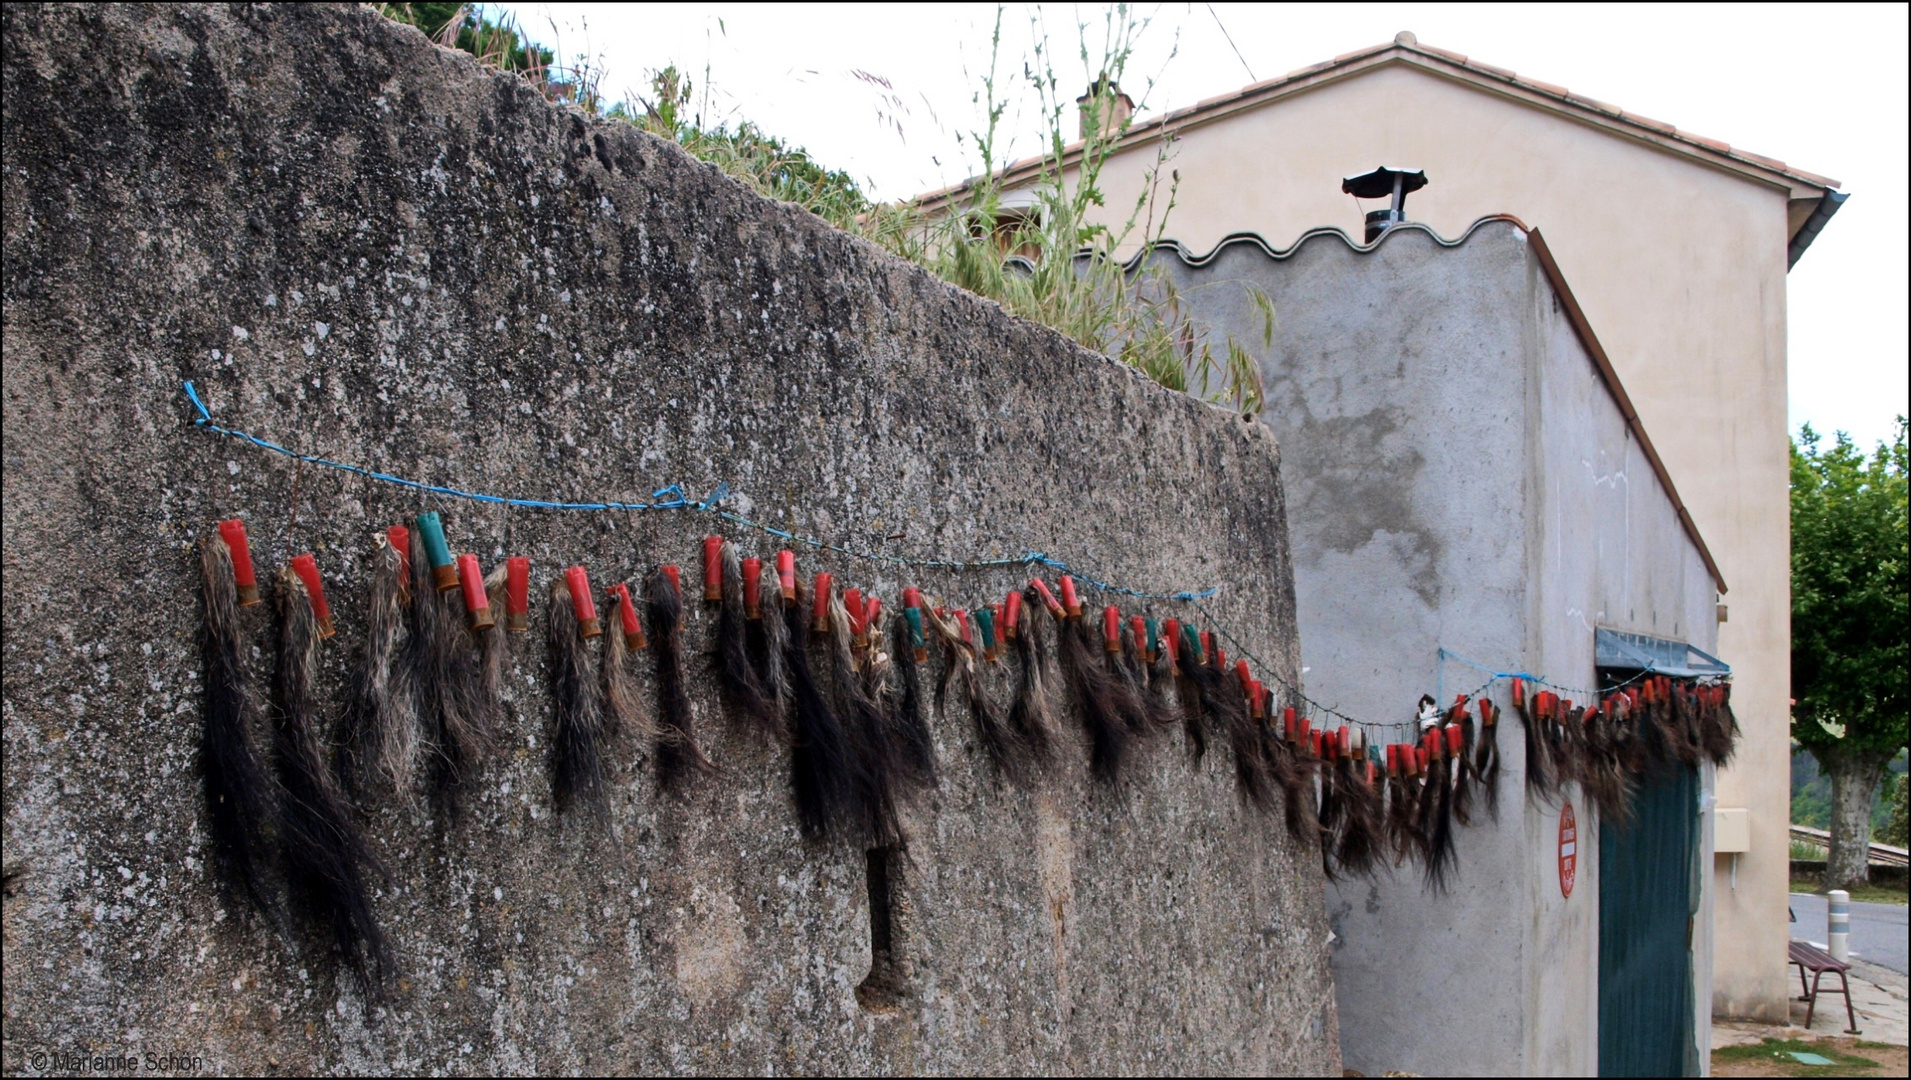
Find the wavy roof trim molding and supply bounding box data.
[1136,215,1729,595]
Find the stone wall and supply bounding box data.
[0,4,1332,1074]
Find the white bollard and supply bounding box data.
[1827,889,1851,962]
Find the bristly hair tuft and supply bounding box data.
[549,578,607,813]
[405,529,489,810]
[783,581,853,839]
[888,609,938,789]
[338,533,417,802]
[272,567,393,998]
[829,596,904,846]
[649,567,714,791]
[1004,588,1056,778]
[715,542,777,732]
[197,534,282,919]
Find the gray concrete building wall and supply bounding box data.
[1147,219,1721,1075]
[0,4,1336,1074]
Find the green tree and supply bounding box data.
[1791,417,1909,889]
[1879,773,1908,848]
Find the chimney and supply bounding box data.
[1077,78,1135,142]
[1341,166,1429,243]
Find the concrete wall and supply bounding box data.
[1145,219,1720,1075]
[0,5,1336,1074]
[1036,56,1795,1018]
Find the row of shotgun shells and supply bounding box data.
[212,517,1289,727]
[217,514,532,635]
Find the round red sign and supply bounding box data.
[1559,802,1578,898]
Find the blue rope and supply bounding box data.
[187,380,1705,741]
[1436,646,1653,702]
[184,380,1219,604]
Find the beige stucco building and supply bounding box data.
[925,33,1842,1023]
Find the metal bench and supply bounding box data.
[1787,939,1859,1033]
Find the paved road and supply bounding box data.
[1791,892,1909,974]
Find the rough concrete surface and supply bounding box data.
[0,3,1333,1075]
[1144,221,1723,1076]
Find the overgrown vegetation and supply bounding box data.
[376,3,552,77]
[376,3,1267,413]
[1712,1037,1896,1078]
[1791,417,1910,890]
[909,6,1268,412]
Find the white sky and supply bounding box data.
[499,2,1909,449]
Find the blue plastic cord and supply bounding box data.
[187,380,1703,740]
[185,380,1220,605]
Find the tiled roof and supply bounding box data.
[917,31,1839,205]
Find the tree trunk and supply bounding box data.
[1821,749,1887,891]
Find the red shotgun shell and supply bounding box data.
[289,552,335,638]
[1030,578,1063,618]
[566,566,600,638]
[1003,591,1022,638]
[661,564,681,594]
[954,609,971,643]
[845,588,865,638]
[457,553,494,631]
[777,550,797,604]
[505,556,530,632]
[387,525,413,601]
[218,519,260,606]
[612,582,644,650]
[703,536,724,602]
[1059,575,1081,617]
[811,573,832,632]
[742,556,763,620]
[1103,605,1121,652]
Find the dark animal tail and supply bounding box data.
[1474,696,1504,821]
[784,581,853,839]
[829,597,904,846]
[1449,699,1477,827]
[406,528,488,806]
[929,606,1023,782]
[752,570,792,733]
[1005,587,1057,773]
[1333,749,1384,879]
[273,567,392,997]
[1219,665,1273,812]
[600,582,657,742]
[473,565,509,742]
[1055,610,1132,783]
[1421,729,1457,893]
[649,567,714,791]
[715,542,777,733]
[889,609,938,789]
[197,533,281,918]
[549,577,607,813]
[1513,680,1554,799]
[338,529,417,802]
[1173,632,1210,761]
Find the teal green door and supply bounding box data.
[1599,764,1701,1077]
